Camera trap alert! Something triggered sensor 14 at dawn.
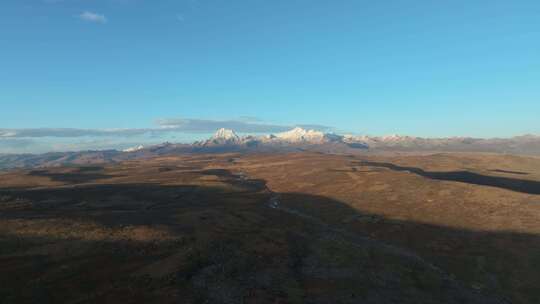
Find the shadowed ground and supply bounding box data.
[0,152,539,303]
[358,161,540,195]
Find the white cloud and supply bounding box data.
[79,11,107,24]
[155,118,293,133]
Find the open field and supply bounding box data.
[1,152,539,303]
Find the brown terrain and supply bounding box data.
[1,152,539,303]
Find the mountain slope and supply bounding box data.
[1,128,540,170]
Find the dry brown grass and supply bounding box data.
[1,151,539,303]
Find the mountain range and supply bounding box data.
[1,127,539,170]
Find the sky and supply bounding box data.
[1,0,539,153]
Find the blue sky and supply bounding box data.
[1,0,539,153]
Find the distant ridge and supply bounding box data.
[1,128,540,170]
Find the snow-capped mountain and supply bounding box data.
[342,133,540,151]
[123,145,145,152]
[213,128,240,141]
[195,127,344,147]
[343,134,422,148]
[273,127,326,143]
[197,128,242,146]
[2,127,540,170]
[196,127,497,150]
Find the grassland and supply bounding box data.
[1,152,539,303]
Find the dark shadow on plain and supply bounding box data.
[28,166,118,184]
[489,169,529,175]
[357,161,540,195]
